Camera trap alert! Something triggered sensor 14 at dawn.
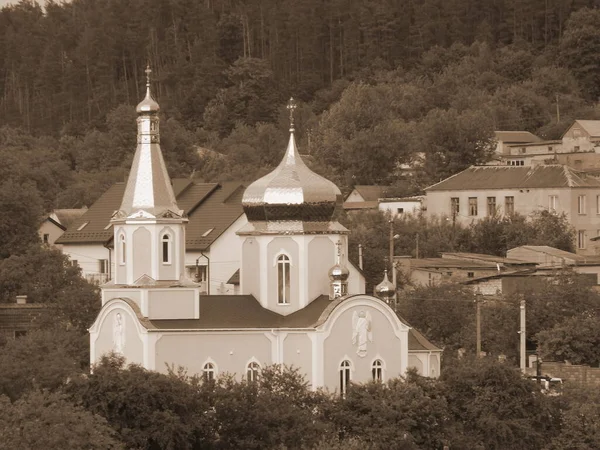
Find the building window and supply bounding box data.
[397,208,404,214]
[14,330,27,338]
[467,272,474,278]
[119,233,126,265]
[99,259,108,274]
[504,196,514,215]
[520,147,526,154]
[339,360,351,396]
[549,195,558,212]
[372,359,384,382]
[162,233,172,264]
[578,195,586,215]
[468,197,478,216]
[574,146,580,151]
[71,260,78,268]
[450,197,459,216]
[487,197,496,216]
[43,233,49,244]
[203,362,216,381]
[277,254,291,305]
[246,361,260,382]
[578,231,587,249]
[597,195,600,215]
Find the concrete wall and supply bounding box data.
[92,307,144,366]
[379,201,421,217]
[530,361,600,387]
[307,237,335,301]
[61,242,112,282]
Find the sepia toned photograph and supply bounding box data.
[0,0,599,448]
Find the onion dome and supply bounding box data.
[329,263,350,281]
[136,65,160,114]
[375,270,395,301]
[242,97,342,222]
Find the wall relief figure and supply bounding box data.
[113,312,125,354]
[352,310,372,357]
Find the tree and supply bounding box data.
[536,313,600,366]
[0,390,123,449]
[0,329,88,401]
[528,210,575,252]
[548,387,600,450]
[441,358,561,450]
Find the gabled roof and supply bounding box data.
[494,131,541,143]
[0,303,50,333]
[569,120,600,138]
[50,209,87,230]
[425,165,600,192]
[441,252,537,266]
[508,245,591,264]
[351,185,387,202]
[406,258,503,270]
[56,179,246,250]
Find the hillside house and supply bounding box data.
[38,208,87,247]
[425,165,600,255]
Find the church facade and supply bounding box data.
[89,71,441,393]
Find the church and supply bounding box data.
[89,69,441,393]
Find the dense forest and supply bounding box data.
[1,0,600,212]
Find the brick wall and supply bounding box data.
[532,361,600,387]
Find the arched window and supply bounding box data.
[246,361,261,382]
[372,359,384,382]
[203,362,216,381]
[277,254,290,304]
[119,233,126,265]
[161,233,171,264]
[339,360,351,396]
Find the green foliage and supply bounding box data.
[536,314,600,366]
[548,387,600,450]
[0,390,124,449]
[0,329,88,401]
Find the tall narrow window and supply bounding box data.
[549,195,558,212]
[372,360,384,382]
[339,360,351,396]
[99,259,108,274]
[450,197,459,216]
[277,254,290,304]
[578,230,587,249]
[119,233,126,265]
[162,233,171,264]
[596,195,600,214]
[487,197,496,216]
[203,362,216,381]
[578,195,586,214]
[247,361,260,382]
[504,196,514,215]
[468,197,478,216]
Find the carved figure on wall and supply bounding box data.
[113,312,125,354]
[352,310,372,357]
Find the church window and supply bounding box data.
[339,360,351,396]
[372,360,384,382]
[119,233,126,265]
[277,254,291,304]
[246,361,260,382]
[203,362,216,381]
[162,233,172,264]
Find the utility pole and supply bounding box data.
[520,298,526,373]
[476,295,482,357]
[415,233,419,259]
[555,93,560,123]
[358,244,363,270]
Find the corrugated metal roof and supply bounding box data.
[425,165,600,191]
[494,131,541,143]
[56,179,246,250]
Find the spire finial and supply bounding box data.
[145,64,151,89]
[335,239,342,264]
[287,97,297,132]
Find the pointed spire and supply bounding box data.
[136,64,159,114]
[287,97,297,133]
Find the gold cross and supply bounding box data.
[145,64,152,88]
[287,97,297,131]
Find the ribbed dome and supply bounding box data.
[242,131,342,222]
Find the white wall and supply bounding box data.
[61,243,112,283]
[379,200,421,216]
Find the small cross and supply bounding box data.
[286,97,297,131]
[145,64,152,87]
[335,239,343,264]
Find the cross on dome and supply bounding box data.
[335,239,342,263]
[287,97,297,132]
[145,64,152,88]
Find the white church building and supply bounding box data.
[89,70,441,393]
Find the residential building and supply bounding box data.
[38,208,87,247]
[425,165,600,255]
[494,131,542,156]
[90,81,441,393]
[343,185,422,216]
[0,295,49,342]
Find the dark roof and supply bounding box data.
[343,201,379,210]
[0,304,50,334]
[56,179,246,250]
[145,294,440,352]
[407,258,501,270]
[426,165,600,191]
[352,185,387,202]
[494,131,541,143]
[227,269,240,285]
[441,252,537,266]
[52,209,88,229]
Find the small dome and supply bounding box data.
[375,270,395,301]
[329,263,349,281]
[242,131,342,222]
[136,87,160,114]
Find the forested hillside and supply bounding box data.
[1,0,600,209]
